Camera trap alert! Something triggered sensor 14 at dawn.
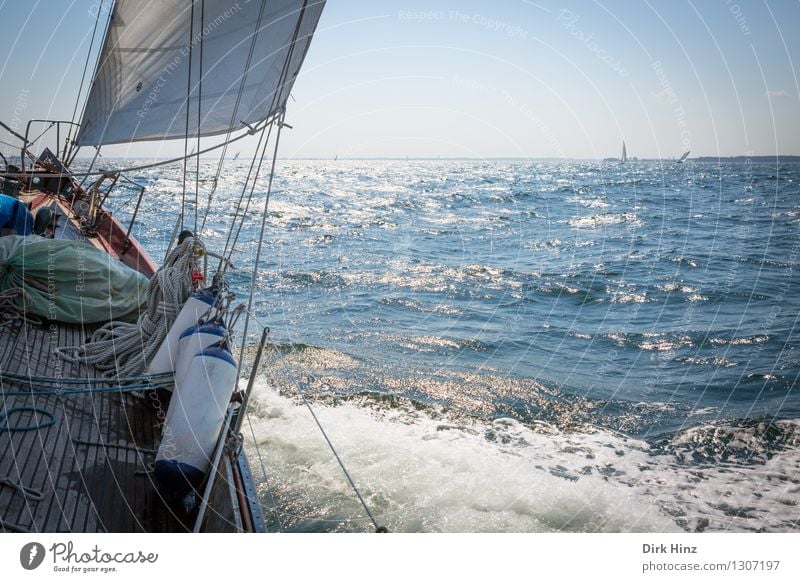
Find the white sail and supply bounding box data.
[677,150,690,163]
[76,0,325,146]
[621,140,627,163]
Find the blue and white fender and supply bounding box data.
[147,320,227,408]
[146,287,216,375]
[154,345,238,498]
[174,321,227,388]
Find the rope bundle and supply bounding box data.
[0,287,42,327]
[56,236,203,378]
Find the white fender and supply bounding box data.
[146,287,216,375]
[173,322,227,391]
[154,345,238,497]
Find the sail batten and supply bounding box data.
[76,0,325,147]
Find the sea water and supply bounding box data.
[96,159,800,532]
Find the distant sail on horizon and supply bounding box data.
[676,150,691,163]
[621,141,627,163]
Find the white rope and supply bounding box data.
[0,518,33,533]
[0,474,44,502]
[55,236,204,378]
[0,287,43,327]
[0,472,43,533]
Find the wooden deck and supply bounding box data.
[0,317,189,533]
[0,182,259,534]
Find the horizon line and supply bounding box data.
[71,154,800,162]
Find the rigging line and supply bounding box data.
[78,146,101,188]
[219,120,273,266]
[271,365,384,533]
[222,0,308,267]
[219,0,305,263]
[0,138,22,149]
[261,0,310,133]
[200,0,270,233]
[230,2,383,530]
[2,116,273,180]
[206,118,266,257]
[239,291,380,531]
[66,0,104,152]
[26,122,56,149]
[244,412,284,532]
[181,0,196,231]
[265,0,319,121]
[236,113,284,378]
[231,313,310,532]
[72,0,115,148]
[194,0,205,233]
[296,382,381,531]
[234,311,280,530]
[221,119,274,267]
[232,129,383,536]
[266,338,383,531]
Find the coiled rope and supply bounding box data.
[0,370,172,385]
[0,407,50,533]
[55,236,203,378]
[0,287,43,328]
[0,473,44,502]
[0,406,55,432]
[0,372,168,533]
[0,381,172,397]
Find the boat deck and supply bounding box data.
[0,318,188,533]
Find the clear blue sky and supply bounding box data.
[1,0,798,159]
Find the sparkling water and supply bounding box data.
[95,158,800,532]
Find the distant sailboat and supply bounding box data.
[676,150,690,164]
[621,141,627,163]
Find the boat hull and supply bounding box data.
[0,169,263,533]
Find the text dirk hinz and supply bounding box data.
[642,543,697,554]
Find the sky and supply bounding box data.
[0,0,798,160]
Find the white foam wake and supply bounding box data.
[246,380,770,532]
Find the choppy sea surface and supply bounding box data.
[92,159,800,532]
